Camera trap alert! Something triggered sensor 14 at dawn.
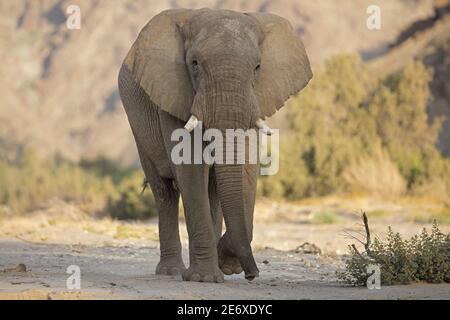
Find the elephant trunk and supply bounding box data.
[214,162,259,280]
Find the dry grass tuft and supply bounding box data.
[342,149,406,196]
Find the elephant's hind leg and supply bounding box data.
[139,152,186,276]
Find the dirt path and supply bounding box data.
[1,238,449,300]
[1,198,449,300]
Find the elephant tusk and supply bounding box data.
[184,115,199,132]
[256,119,274,135]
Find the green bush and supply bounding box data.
[259,55,450,199]
[0,150,114,213]
[339,221,450,286]
[80,157,134,183]
[0,150,157,220]
[368,62,449,193]
[106,171,157,220]
[310,210,339,224]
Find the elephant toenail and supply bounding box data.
[234,266,243,274]
[222,267,233,275]
[191,273,201,281]
[202,275,214,282]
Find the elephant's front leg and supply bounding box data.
[177,164,224,283]
[158,112,223,283]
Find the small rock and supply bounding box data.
[2,263,27,273]
[295,242,322,255]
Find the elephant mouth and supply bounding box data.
[171,116,276,168]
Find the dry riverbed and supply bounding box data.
[0,197,449,300]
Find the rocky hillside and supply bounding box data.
[369,2,450,155]
[0,0,443,166]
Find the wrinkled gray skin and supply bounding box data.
[118,9,312,282]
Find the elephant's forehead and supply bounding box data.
[193,19,259,54]
[191,11,260,47]
[221,18,259,44]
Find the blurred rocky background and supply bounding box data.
[0,0,449,217]
[1,0,448,165]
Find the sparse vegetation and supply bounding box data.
[2,55,449,221]
[0,150,112,213]
[0,149,157,220]
[339,214,450,286]
[258,55,450,200]
[106,171,157,220]
[310,210,339,224]
[411,207,450,225]
[114,224,158,240]
[367,209,392,218]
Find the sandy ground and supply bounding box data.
[0,197,449,300]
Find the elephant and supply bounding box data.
[118,8,312,283]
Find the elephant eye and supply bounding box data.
[192,60,199,70]
[255,64,261,72]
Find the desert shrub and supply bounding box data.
[259,55,450,199]
[258,135,313,199]
[106,171,157,220]
[80,157,134,183]
[341,148,406,196]
[310,210,339,224]
[0,149,157,220]
[0,150,114,213]
[339,221,450,286]
[81,157,158,220]
[260,55,380,198]
[368,61,450,195]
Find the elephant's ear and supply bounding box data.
[249,13,312,118]
[124,9,194,121]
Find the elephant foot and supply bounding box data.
[219,255,243,275]
[182,265,224,283]
[217,234,242,276]
[217,233,242,275]
[217,233,259,280]
[156,257,186,276]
